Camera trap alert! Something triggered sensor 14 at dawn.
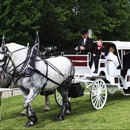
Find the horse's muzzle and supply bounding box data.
[0,72,5,80]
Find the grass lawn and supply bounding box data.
[0,90,130,129]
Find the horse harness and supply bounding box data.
[0,45,73,89]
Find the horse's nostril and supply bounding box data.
[0,74,5,80]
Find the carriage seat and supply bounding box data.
[65,55,92,76]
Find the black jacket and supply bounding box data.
[93,46,108,58]
[78,37,93,54]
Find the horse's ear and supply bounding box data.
[34,30,40,51]
[1,44,5,51]
[1,35,6,51]
[27,43,30,48]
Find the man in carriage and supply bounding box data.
[75,28,93,54]
[75,28,94,68]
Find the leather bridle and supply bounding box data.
[0,46,27,78]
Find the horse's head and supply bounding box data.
[0,42,29,80]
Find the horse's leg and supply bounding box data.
[25,103,38,127]
[43,93,50,111]
[19,87,28,116]
[21,99,27,116]
[65,100,71,116]
[21,99,34,116]
[55,87,71,121]
[24,87,40,127]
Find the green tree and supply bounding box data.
[0,0,42,45]
[101,0,130,41]
[0,0,130,51]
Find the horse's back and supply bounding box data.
[36,56,73,71]
[47,56,74,73]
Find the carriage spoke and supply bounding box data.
[101,91,106,95]
[57,94,62,100]
[94,98,98,107]
[92,95,97,102]
[101,95,104,102]
[99,99,102,107]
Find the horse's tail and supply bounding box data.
[67,56,75,78]
[70,62,75,79]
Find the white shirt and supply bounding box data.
[105,52,119,68]
[83,37,87,44]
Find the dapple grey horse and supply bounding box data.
[0,43,74,127]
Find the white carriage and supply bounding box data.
[55,41,130,109]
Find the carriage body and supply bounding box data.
[55,41,130,109]
[70,41,130,88]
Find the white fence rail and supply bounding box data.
[0,88,21,98]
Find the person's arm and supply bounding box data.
[75,39,82,51]
[92,46,96,57]
[104,47,108,56]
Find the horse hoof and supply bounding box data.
[65,110,71,116]
[25,121,34,128]
[43,106,50,111]
[55,116,64,121]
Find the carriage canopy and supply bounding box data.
[102,41,130,50]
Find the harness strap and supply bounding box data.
[18,48,31,75]
[11,47,26,55]
[9,60,26,76]
[41,60,48,89]
[45,59,65,78]
[34,68,60,86]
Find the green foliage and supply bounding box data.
[0,0,130,49]
[0,0,42,45]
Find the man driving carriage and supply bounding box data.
[75,28,93,67]
[75,28,93,54]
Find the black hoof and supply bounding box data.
[55,116,64,121]
[25,121,34,128]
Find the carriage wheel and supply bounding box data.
[90,78,108,110]
[54,89,71,106]
[107,86,117,94]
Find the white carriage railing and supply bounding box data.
[65,54,92,76]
